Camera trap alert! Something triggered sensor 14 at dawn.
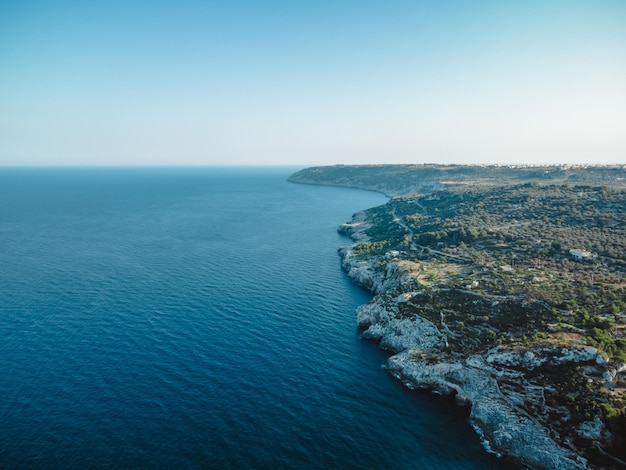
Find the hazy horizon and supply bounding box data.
[2,162,625,169]
[2,1,625,167]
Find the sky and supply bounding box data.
[1,0,625,167]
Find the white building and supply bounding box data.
[569,249,596,261]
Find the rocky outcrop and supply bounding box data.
[337,210,372,241]
[337,215,620,470]
[386,351,589,469]
[289,165,626,468]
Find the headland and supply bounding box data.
[289,164,626,469]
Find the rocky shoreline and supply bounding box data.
[338,214,623,470]
[289,165,626,468]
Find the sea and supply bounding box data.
[0,167,513,469]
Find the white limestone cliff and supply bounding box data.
[338,218,593,469]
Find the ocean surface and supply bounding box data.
[0,167,513,469]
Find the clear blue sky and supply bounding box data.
[1,0,625,166]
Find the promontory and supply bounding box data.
[289,164,626,469]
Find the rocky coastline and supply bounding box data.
[291,164,626,469]
[338,211,625,470]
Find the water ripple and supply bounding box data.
[0,168,514,469]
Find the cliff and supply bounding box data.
[339,216,626,469]
[291,165,626,469]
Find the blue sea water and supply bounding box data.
[0,167,513,469]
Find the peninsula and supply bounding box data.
[289,165,626,469]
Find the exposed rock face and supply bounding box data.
[337,214,615,470]
[386,351,589,469]
[290,165,626,468]
[337,210,372,241]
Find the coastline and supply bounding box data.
[289,164,626,469]
[338,212,590,469]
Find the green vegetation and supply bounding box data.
[352,240,390,256]
[289,163,626,197]
[601,403,619,419]
[343,176,626,466]
[359,183,626,362]
[294,164,626,466]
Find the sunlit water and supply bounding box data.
[0,167,513,469]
